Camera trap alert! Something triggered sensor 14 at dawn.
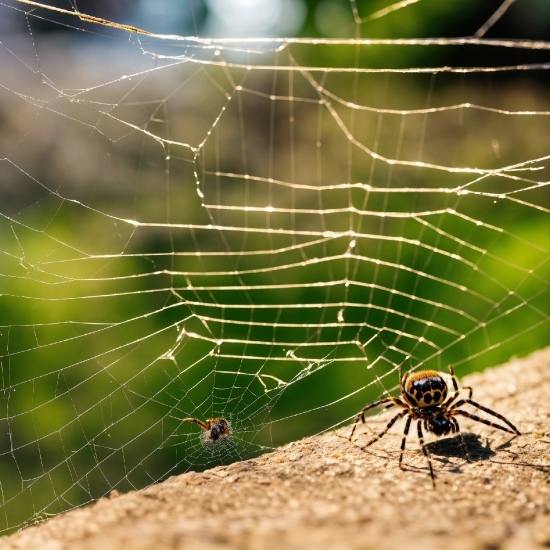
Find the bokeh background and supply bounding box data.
[0,0,549,534]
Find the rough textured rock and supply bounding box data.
[1,348,549,550]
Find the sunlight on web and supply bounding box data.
[0,0,548,534]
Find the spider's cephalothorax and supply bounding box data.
[182,417,232,442]
[426,413,453,436]
[208,418,231,441]
[349,366,521,487]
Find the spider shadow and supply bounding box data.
[425,432,495,462]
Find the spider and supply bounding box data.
[349,366,520,486]
[182,417,232,443]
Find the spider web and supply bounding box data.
[0,0,549,534]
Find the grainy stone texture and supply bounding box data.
[1,348,549,550]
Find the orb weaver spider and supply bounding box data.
[182,417,232,442]
[349,366,520,486]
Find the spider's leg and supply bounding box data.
[361,410,408,449]
[448,365,459,392]
[451,399,520,435]
[349,397,407,441]
[398,415,412,469]
[462,386,473,400]
[443,386,473,407]
[450,417,471,462]
[452,409,519,436]
[417,420,436,488]
[181,418,209,431]
[444,366,472,404]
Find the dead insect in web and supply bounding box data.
[182,417,232,444]
[349,365,520,487]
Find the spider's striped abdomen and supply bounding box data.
[404,370,448,408]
